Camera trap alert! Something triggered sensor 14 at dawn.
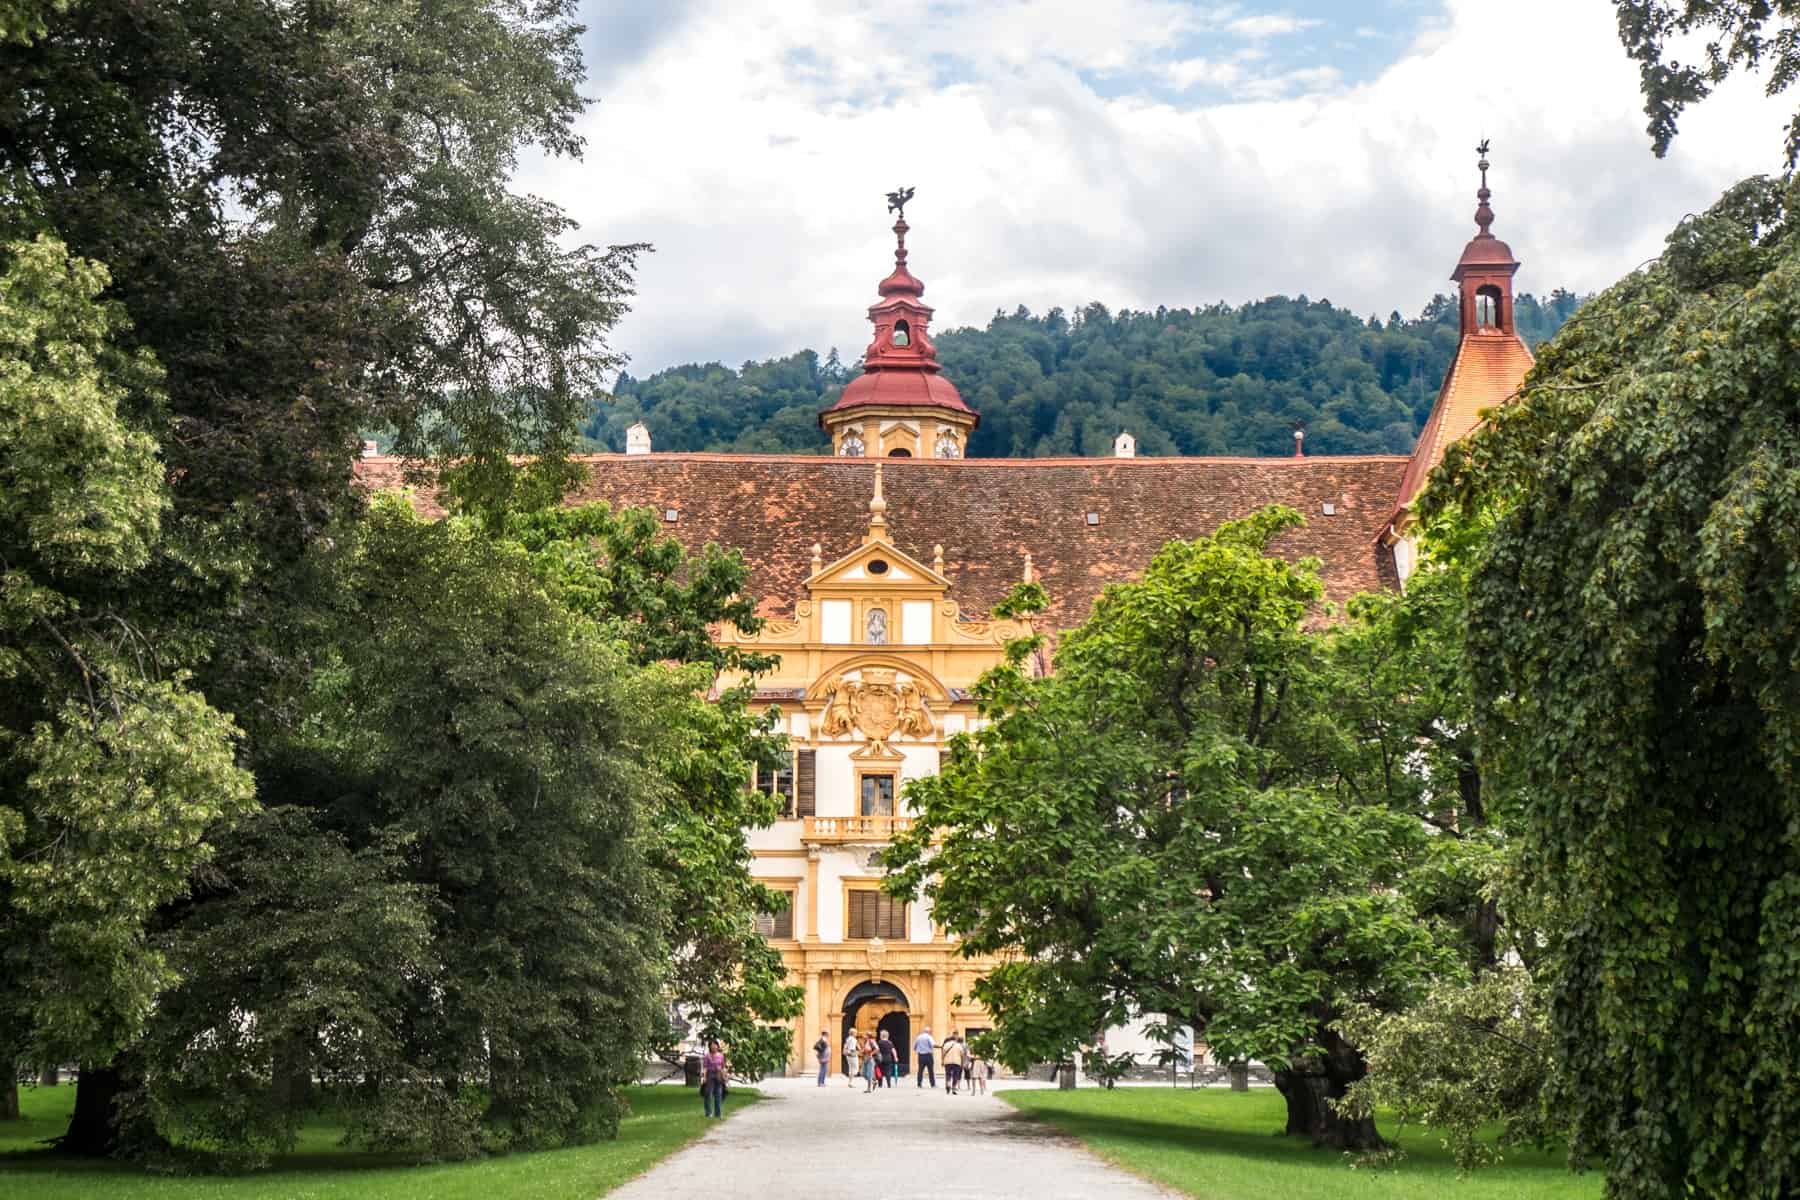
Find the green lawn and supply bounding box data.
[1000,1087,1602,1200]
[0,1082,753,1199]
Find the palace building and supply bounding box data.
[357,151,1533,1075]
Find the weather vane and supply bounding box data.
[1476,138,1490,158]
[886,186,915,219]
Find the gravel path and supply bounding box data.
[605,1076,1177,1199]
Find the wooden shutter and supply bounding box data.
[880,894,907,939]
[849,890,905,940]
[796,749,817,817]
[756,894,795,940]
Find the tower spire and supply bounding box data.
[818,189,979,458]
[1473,138,1495,237]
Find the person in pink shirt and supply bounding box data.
[701,1039,729,1118]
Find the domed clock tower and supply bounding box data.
[820,190,979,459]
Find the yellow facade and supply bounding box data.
[716,467,1022,1073]
[823,406,974,459]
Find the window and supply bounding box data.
[848,889,907,939]
[887,447,912,457]
[892,319,910,347]
[860,772,895,816]
[754,892,795,940]
[866,607,888,644]
[1475,285,1502,328]
[760,755,795,817]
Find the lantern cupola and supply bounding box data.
[1451,142,1521,336]
[820,189,978,459]
[1384,144,1535,584]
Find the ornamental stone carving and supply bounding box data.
[817,669,933,746]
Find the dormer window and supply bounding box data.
[1475,285,1502,329]
[892,320,910,347]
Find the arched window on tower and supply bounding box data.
[1475,285,1502,329]
[887,447,911,457]
[891,319,910,347]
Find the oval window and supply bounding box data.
[867,559,890,575]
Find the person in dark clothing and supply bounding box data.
[878,1030,898,1087]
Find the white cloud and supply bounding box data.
[529,0,1796,376]
[1224,14,1322,38]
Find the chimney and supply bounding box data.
[1113,430,1136,458]
[361,439,380,458]
[625,421,652,455]
[1292,424,1305,458]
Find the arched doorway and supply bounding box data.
[842,979,912,1076]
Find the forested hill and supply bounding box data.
[583,290,1581,459]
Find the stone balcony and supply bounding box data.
[801,815,915,843]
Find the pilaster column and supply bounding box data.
[804,845,823,943]
[931,968,950,1043]
[799,970,822,1077]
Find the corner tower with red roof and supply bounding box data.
[820,192,978,459]
[1382,144,1536,584]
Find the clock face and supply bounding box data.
[934,434,961,459]
[839,435,865,457]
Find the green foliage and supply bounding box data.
[1430,174,1800,1198]
[499,503,801,1079]
[0,0,640,542]
[1340,967,1557,1172]
[887,508,1453,1148]
[590,293,1581,458]
[1615,1,1800,165]
[0,236,255,1072]
[134,499,673,1160]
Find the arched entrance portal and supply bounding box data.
[842,979,912,1076]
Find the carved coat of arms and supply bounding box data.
[819,669,933,749]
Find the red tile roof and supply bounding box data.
[824,370,972,414]
[1392,330,1533,519]
[356,453,1407,630]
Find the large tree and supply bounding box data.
[0,0,646,1152]
[0,236,254,1142]
[1432,174,1800,1198]
[886,509,1450,1149]
[135,499,672,1161]
[503,503,803,1077]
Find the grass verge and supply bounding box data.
[0,1081,753,1199]
[998,1086,1601,1200]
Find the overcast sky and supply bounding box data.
[518,0,1795,377]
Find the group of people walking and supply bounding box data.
[817,1027,989,1094]
[911,1028,986,1094]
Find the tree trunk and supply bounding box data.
[38,1066,59,1088]
[1272,1026,1385,1150]
[60,1063,126,1156]
[272,1034,315,1112]
[1,1077,19,1121]
[58,1058,164,1158]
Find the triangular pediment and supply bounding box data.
[806,537,948,594]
